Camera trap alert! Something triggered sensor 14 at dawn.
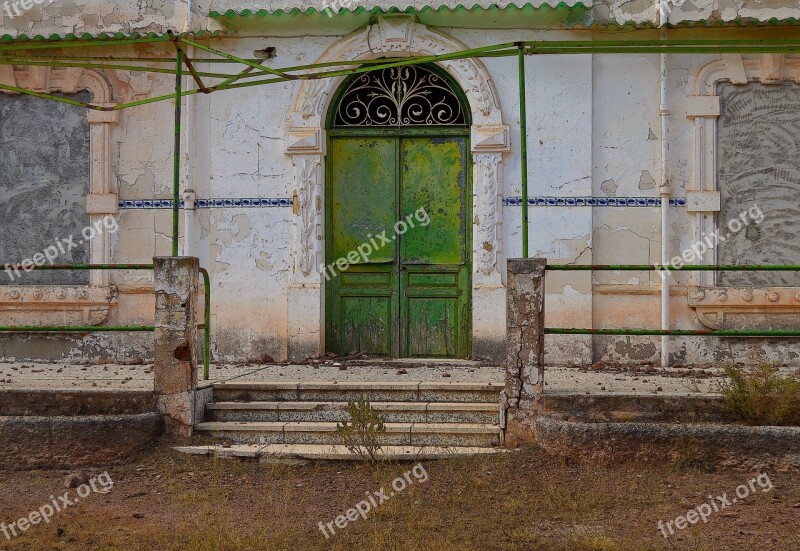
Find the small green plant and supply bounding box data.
[336,397,386,461]
[719,364,800,426]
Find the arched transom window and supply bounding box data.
[331,64,467,128]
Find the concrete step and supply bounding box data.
[211,381,504,404]
[194,421,503,447]
[205,401,499,424]
[174,443,504,462]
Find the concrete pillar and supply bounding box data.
[502,257,546,445]
[154,256,199,437]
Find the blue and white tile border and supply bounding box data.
[119,198,293,209]
[503,197,687,207]
[119,196,687,210]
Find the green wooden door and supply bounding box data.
[326,137,399,356]
[325,132,471,358]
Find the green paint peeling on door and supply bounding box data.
[325,132,471,358]
[325,64,472,358]
[399,136,470,357]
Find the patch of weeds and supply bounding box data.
[336,396,386,461]
[719,364,800,426]
[671,435,713,472]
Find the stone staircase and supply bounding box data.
[189,380,505,458]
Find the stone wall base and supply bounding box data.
[0,413,163,470]
[534,416,800,472]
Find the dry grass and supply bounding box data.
[719,364,800,426]
[0,444,798,551]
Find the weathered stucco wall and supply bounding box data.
[0,0,199,37]
[3,15,800,365]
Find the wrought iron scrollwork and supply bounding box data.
[332,65,466,127]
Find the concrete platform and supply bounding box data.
[174,443,505,461]
[0,360,734,397]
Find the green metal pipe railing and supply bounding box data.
[517,43,529,259]
[0,325,155,332]
[172,49,183,257]
[199,267,211,381]
[7,37,800,116]
[0,35,175,53]
[546,328,800,337]
[0,59,233,78]
[0,263,212,379]
[546,264,800,271]
[3,263,154,270]
[544,263,800,338]
[1,42,519,112]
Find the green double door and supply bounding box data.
[325,131,471,358]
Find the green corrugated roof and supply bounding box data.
[0,30,225,46]
[208,3,800,29]
[209,2,587,17]
[210,3,593,30]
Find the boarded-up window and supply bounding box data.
[0,92,90,285]
[717,82,800,287]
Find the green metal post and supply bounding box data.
[518,44,529,258]
[545,328,800,337]
[173,50,183,257]
[545,264,800,271]
[0,326,155,332]
[199,267,211,380]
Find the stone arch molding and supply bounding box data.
[0,66,118,325]
[286,15,510,284]
[687,54,800,328]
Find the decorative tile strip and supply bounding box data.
[119,198,294,209]
[502,197,687,207]
[120,197,686,210]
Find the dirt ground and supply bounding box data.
[0,443,798,551]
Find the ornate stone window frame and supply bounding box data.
[687,54,800,328]
[0,66,118,325]
[284,15,509,356]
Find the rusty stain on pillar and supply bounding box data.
[502,257,545,445]
[154,256,199,437]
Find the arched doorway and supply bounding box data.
[324,64,472,358]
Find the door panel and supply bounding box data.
[326,138,399,356]
[403,265,469,357]
[340,295,394,355]
[400,137,467,265]
[329,138,397,263]
[399,137,470,358]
